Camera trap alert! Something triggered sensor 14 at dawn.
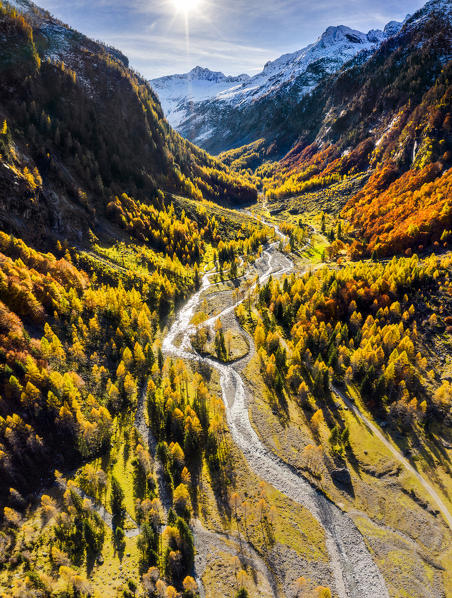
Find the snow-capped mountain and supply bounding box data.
[151,66,250,129]
[150,23,402,145]
[406,0,452,27]
[214,25,391,105]
[150,0,450,156]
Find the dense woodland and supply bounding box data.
[0,3,265,595]
[242,255,452,439]
[0,198,275,595]
[0,1,256,249]
[0,0,451,597]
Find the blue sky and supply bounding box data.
[35,0,427,78]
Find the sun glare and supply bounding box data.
[173,0,201,13]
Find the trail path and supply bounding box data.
[333,386,452,530]
[75,218,450,597]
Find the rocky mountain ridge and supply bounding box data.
[151,21,403,147]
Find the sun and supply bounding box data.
[172,0,202,13]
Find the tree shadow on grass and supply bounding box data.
[268,386,290,427]
[207,454,235,522]
[86,549,98,577]
[112,514,126,562]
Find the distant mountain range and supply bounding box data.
[151,0,451,258]
[150,0,450,158]
[151,66,251,133]
[151,21,404,150]
[3,0,451,258]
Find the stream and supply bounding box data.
[161,224,390,598]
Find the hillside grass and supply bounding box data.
[243,352,451,598]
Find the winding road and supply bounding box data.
[162,225,390,598]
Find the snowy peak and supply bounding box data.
[151,67,251,128]
[383,21,403,37]
[152,65,249,86]
[150,0,450,147]
[319,25,380,45]
[189,66,225,81]
[407,0,452,25]
[258,24,386,82]
[210,23,390,109]
[151,22,389,131]
[187,66,250,83]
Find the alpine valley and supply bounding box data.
[0,0,451,597]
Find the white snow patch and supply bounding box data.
[4,0,31,11]
[194,128,215,144]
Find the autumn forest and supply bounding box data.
[0,0,451,597]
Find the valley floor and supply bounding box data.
[1,203,451,598]
[184,213,451,598]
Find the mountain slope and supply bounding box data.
[0,2,451,596]
[151,23,401,152]
[0,0,256,249]
[0,0,265,508]
[0,0,265,517]
[255,0,452,255]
